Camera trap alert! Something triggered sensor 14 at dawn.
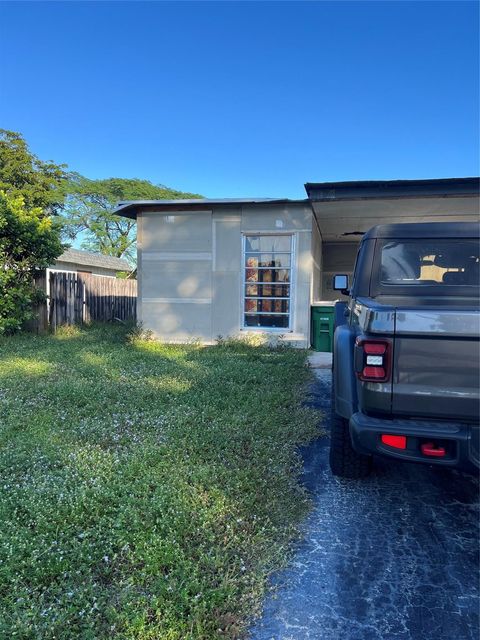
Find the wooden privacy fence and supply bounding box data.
[27,270,49,334]
[31,271,137,332]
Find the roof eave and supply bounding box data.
[305,177,480,202]
[113,197,310,219]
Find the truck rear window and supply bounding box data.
[380,240,479,287]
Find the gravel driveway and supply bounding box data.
[249,369,479,640]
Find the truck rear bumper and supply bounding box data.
[350,412,480,473]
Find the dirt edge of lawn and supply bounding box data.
[0,324,323,640]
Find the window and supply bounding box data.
[380,240,479,288]
[243,235,293,329]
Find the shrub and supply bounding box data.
[125,321,156,345]
[0,192,63,334]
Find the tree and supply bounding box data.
[60,175,201,263]
[0,192,63,334]
[0,129,67,213]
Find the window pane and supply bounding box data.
[245,284,290,298]
[245,299,290,313]
[381,240,480,287]
[244,314,289,328]
[245,268,290,283]
[245,236,291,253]
[243,234,292,330]
[245,254,291,268]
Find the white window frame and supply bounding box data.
[241,233,295,332]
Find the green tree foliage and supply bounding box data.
[61,175,201,263]
[0,129,67,213]
[0,192,63,334]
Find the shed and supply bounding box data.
[51,248,132,278]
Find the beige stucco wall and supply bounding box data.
[138,211,213,341]
[137,203,314,346]
[212,208,242,338]
[320,242,360,301]
[136,193,480,345]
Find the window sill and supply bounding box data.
[240,327,293,333]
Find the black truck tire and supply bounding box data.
[329,411,372,479]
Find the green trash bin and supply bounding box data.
[311,305,335,352]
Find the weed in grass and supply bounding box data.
[0,324,322,639]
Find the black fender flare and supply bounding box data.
[333,323,358,419]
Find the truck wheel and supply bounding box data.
[329,411,372,479]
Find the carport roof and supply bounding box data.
[306,177,480,242]
[305,177,480,201]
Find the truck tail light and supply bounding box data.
[381,434,407,449]
[355,338,391,382]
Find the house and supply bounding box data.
[50,248,132,278]
[114,177,479,347]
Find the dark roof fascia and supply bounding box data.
[305,177,480,202]
[114,198,310,219]
[363,221,480,240]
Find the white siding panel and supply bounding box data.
[213,217,241,272]
[296,230,313,285]
[142,301,212,342]
[212,272,241,337]
[142,212,212,252]
[241,204,312,232]
[142,260,212,300]
[311,219,322,301]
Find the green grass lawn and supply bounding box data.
[0,325,321,639]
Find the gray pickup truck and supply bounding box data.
[330,221,479,478]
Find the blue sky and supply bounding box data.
[0,1,478,199]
